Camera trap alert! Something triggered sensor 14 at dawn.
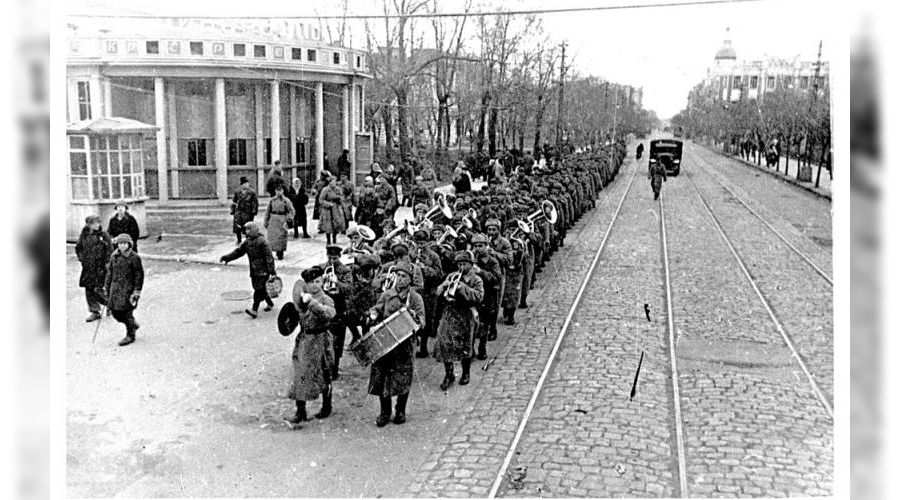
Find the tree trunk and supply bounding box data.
[476,91,490,154]
[488,105,498,158]
[397,87,410,162]
[533,95,545,155]
[383,106,394,162]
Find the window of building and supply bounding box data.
[766,76,775,89]
[187,139,208,166]
[254,45,266,58]
[292,48,302,60]
[333,52,341,64]
[295,138,306,163]
[784,76,793,88]
[732,75,741,86]
[190,42,203,55]
[800,76,810,89]
[228,139,247,166]
[69,134,146,201]
[146,41,159,54]
[76,81,91,121]
[307,49,316,62]
[263,138,272,165]
[750,76,758,89]
[356,55,361,68]
[233,43,246,57]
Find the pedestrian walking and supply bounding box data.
[337,172,356,224]
[366,262,425,426]
[231,176,259,245]
[265,163,289,197]
[471,234,502,360]
[648,157,668,200]
[287,178,310,239]
[219,221,276,318]
[312,170,331,221]
[286,266,337,424]
[106,202,140,253]
[355,176,379,236]
[433,250,484,391]
[75,215,111,322]
[264,185,295,260]
[636,142,644,160]
[104,234,144,346]
[337,149,352,179]
[318,175,347,245]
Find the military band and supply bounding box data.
[279,141,626,427]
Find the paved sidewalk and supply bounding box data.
[712,148,832,200]
[68,181,484,270]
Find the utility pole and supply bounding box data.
[812,39,826,187]
[609,83,619,169]
[555,41,566,159]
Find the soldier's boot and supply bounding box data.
[415,334,429,358]
[288,400,307,424]
[439,363,455,391]
[117,334,135,347]
[488,324,498,341]
[476,338,488,360]
[315,386,333,419]
[459,359,471,386]
[331,357,341,380]
[376,397,392,427]
[393,393,409,424]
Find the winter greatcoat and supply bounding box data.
[474,253,502,336]
[264,195,295,252]
[220,225,276,280]
[649,162,667,195]
[501,243,525,310]
[338,179,356,222]
[104,247,144,311]
[231,185,259,234]
[106,212,140,252]
[355,187,379,232]
[288,282,337,402]
[317,184,347,234]
[75,226,111,289]
[432,270,484,363]
[286,185,308,230]
[367,287,425,397]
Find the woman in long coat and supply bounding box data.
[264,185,295,260]
[287,268,337,424]
[432,250,484,391]
[366,263,426,426]
[318,177,347,245]
[287,178,309,239]
[75,215,111,322]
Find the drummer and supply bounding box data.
[366,262,425,427]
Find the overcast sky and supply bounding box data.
[67,0,837,119]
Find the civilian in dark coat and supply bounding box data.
[75,215,111,322]
[367,263,425,426]
[106,203,140,253]
[355,176,380,236]
[231,177,259,244]
[265,165,289,197]
[336,149,352,179]
[287,177,310,239]
[104,234,144,346]
[220,221,276,318]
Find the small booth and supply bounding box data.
[66,117,157,242]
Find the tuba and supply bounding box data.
[437,225,458,246]
[421,194,454,230]
[509,219,530,250]
[526,200,558,231]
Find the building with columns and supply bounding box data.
[66,17,372,204]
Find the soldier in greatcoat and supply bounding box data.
[75,215,111,322]
[231,176,259,244]
[264,184,295,260]
[318,176,347,245]
[321,245,353,379]
[411,229,443,358]
[649,156,668,200]
[220,221,276,318]
[433,250,484,391]
[366,263,425,426]
[501,234,526,325]
[470,234,502,360]
[104,234,144,346]
[484,219,513,341]
[286,267,337,424]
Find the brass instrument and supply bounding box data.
[384,222,410,242]
[437,225,458,245]
[526,200,558,231]
[323,265,339,294]
[381,265,397,292]
[443,272,462,301]
[509,219,530,250]
[420,194,454,231]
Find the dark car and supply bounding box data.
[649,139,683,176]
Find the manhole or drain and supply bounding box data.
[222,290,252,301]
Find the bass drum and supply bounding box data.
[349,307,419,366]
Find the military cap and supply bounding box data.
[471,233,489,245]
[301,266,325,282]
[326,245,343,257]
[413,229,430,241]
[414,203,428,213]
[454,250,474,263]
[485,218,501,229]
[355,254,380,271]
[393,262,414,277]
[391,239,410,251]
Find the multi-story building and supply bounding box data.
[689,30,829,106]
[66,16,372,206]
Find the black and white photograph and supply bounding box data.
[57,0,847,497]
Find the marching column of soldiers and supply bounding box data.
[278,140,627,427]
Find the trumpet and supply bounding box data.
[443,271,462,301]
[381,265,397,292]
[323,265,339,294]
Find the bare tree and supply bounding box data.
[430,0,471,150]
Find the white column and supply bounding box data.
[89,74,102,120]
[153,77,168,204]
[342,84,350,150]
[215,78,228,202]
[101,77,113,117]
[289,84,297,166]
[315,81,324,177]
[255,83,265,189]
[360,84,366,132]
[166,90,179,197]
[270,80,281,166]
[349,82,357,184]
